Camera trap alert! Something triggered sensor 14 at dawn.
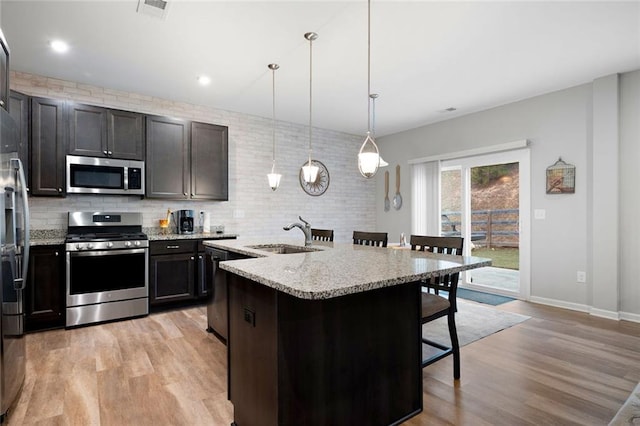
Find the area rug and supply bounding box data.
[422,299,530,348]
[456,288,516,306]
[609,382,640,425]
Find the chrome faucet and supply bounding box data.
[283,216,312,247]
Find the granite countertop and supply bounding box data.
[205,239,491,300]
[28,229,238,246]
[146,232,238,241]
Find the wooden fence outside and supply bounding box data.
[441,208,519,248]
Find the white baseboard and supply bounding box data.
[589,307,620,320]
[620,311,640,323]
[528,296,590,313]
[528,296,640,323]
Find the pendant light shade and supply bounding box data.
[358,0,381,179]
[358,132,380,178]
[301,32,319,184]
[302,155,319,183]
[267,63,282,191]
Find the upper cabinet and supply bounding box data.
[9,91,29,189]
[145,115,190,199]
[31,96,66,196]
[191,122,228,200]
[0,30,9,111]
[68,102,144,160]
[146,116,228,200]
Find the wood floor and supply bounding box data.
[5,301,640,425]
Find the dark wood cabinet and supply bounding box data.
[145,115,190,199]
[30,96,66,196]
[0,30,9,111]
[191,122,228,200]
[146,116,228,200]
[228,274,422,426]
[149,240,202,306]
[9,91,29,189]
[25,245,65,332]
[68,102,144,160]
[107,109,144,160]
[150,239,237,308]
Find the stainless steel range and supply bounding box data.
[65,212,149,327]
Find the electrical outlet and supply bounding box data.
[243,308,255,327]
[577,271,586,283]
[534,209,546,220]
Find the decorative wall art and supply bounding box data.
[546,157,575,194]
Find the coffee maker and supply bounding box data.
[173,209,195,234]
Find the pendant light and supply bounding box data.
[267,63,282,191]
[358,0,381,178]
[301,32,319,183]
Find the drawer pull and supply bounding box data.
[166,245,180,249]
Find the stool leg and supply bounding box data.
[447,309,460,379]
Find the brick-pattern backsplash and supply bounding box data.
[12,72,376,243]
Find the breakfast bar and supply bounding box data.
[205,240,491,426]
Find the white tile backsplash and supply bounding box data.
[14,71,377,243]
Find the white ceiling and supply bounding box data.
[1,1,639,137]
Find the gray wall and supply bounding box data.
[619,70,640,316]
[376,70,640,320]
[11,72,376,243]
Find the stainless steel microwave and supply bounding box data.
[66,155,145,195]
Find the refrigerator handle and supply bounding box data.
[11,158,29,290]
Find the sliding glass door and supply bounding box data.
[441,149,530,299]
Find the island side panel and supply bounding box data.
[277,282,423,425]
[228,271,422,426]
[228,273,279,426]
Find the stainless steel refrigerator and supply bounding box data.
[0,104,29,421]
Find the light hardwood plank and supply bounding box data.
[4,302,640,425]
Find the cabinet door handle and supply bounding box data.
[183,192,188,197]
[108,151,113,156]
[103,150,108,155]
[190,256,195,260]
[166,245,180,249]
[55,251,59,256]
[0,100,4,107]
[58,188,62,192]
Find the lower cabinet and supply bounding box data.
[25,245,65,332]
[149,238,235,307]
[149,240,197,305]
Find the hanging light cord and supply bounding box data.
[367,0,372,134]
[308,34,314,161]
[371,94,376,136]
[271,66,276,164]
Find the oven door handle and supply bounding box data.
[68,248,147,257]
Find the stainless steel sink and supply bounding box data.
[246,244,321,254]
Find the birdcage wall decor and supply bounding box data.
[546,157,575,194]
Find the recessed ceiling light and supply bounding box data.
[50,40,69,53]
[197,75,211,86]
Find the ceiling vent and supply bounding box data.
[137,0,170,20]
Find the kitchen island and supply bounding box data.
[204,239,490,426]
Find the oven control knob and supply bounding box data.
[107,242,113,248]
[87,243,93,250]
[125,241,132,247]
[134,241,140,247]
[76,244,82,250]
